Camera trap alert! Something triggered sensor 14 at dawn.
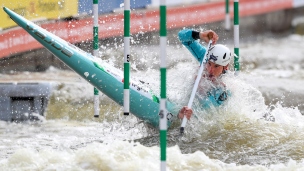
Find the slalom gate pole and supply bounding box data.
[234,0,240,71]
[180,40,213,135]
[124,0,130,116]
[159,0,167,170]
[225,0,230,31]
[93,0,100,117]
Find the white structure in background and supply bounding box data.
[293,0,304,7]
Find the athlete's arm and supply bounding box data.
[178,29,218,63]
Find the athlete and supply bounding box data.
[177,29,232,120]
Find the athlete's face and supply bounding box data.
[205,61,227,81]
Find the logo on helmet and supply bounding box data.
[209,53,218,61]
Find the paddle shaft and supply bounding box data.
[180,40,213,134]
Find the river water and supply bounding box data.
[0,32,304,170]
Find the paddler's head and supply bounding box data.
[205,44,231,80]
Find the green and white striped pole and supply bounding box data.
[225,0,230,31]
[159,0,167,170]
[234,0,240,71]
[124,0,130,116]
[93,0,100,117]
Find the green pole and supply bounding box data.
[225,0,230,31]
[160,0,167,170]
[93,0,100,117]
[234,0,240,71]
[124,0,130,115]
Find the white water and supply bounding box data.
[0,33,304,170]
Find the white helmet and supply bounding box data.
[207,44,231,66]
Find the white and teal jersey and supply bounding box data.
[198,86,230,109]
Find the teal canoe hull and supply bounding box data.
[3,7,178,128]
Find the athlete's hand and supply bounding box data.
[178,106,193,120]
[200,30,219,45]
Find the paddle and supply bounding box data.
[180,40,213,135]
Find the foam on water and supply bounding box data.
[1,139,304,170]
